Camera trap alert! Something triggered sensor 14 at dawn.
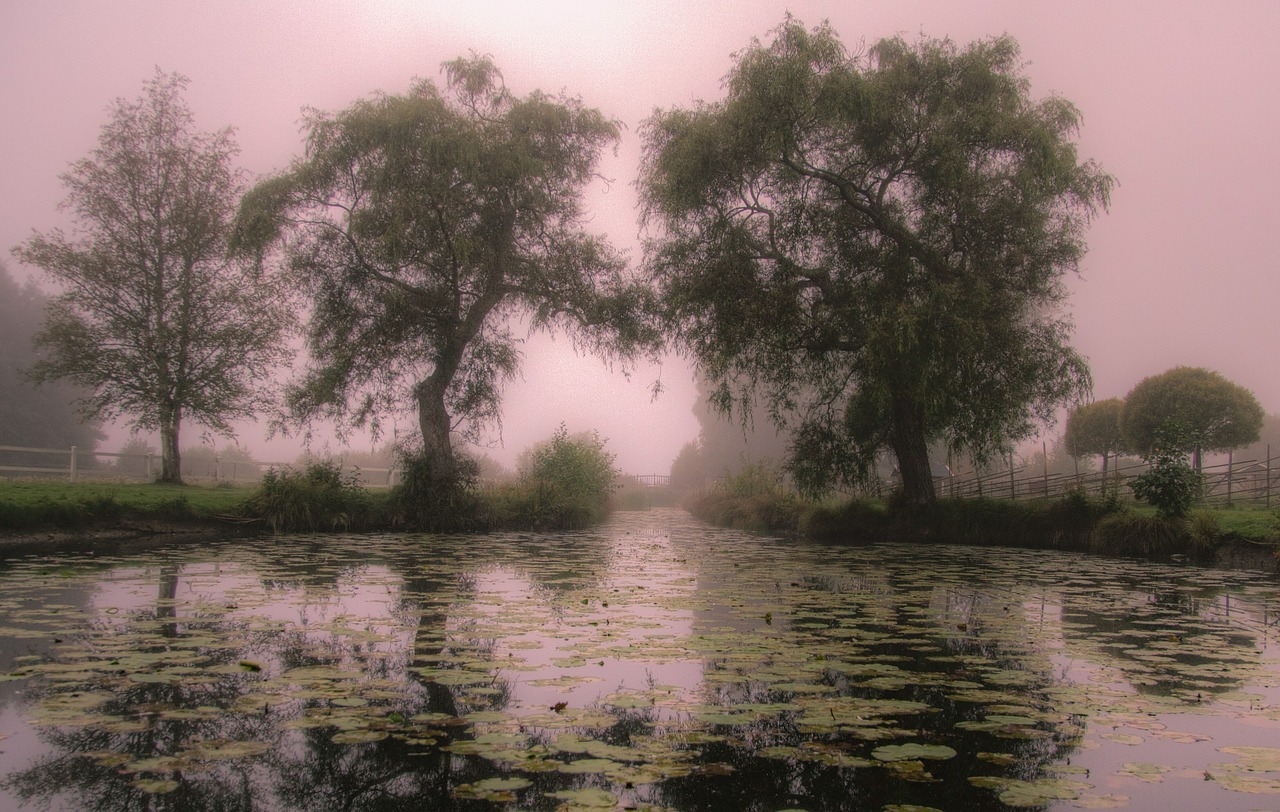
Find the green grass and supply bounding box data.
[0,481,252,531]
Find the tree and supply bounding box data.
[1064,398,1126,472]
[0,264,105,460]
[233,56,657,482]
[1121,367,1264,471]
[639,19,1112,505]
[13,71,292,483]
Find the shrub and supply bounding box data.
[241,460,371,533]
[1129,424,1203,518]
[518,426,619,530]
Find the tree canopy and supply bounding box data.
[639,19,1112,505]
[233,56,658,479]
[1121,366,1264,469]
[1064,397,1126,472]
[13,71,292,483]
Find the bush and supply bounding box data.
[387,451,479,532]
[517,426,619,530]
[241,461,372,533]
[1129,425,1203,518]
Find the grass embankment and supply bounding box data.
[0,481,254,533]
[1,449,658,537]
[685,467,1280,564]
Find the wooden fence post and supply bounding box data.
[1226,450,1233,507]
[69,446,78,483]
[1043,441,1049,496]
[1009,453,1016,500]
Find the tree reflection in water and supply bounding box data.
[1,513,1278,811]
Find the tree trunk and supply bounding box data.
[158,406,182,484]
[416,374,456,482]
[889,387,936,508]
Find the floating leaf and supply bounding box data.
[872,744,957,762]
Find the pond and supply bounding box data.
[1,509,1279,811]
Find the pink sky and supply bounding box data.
[3,1,1278,473]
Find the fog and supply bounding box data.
[3,1,1278,474]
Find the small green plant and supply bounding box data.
[1129,424,1203,518]
[241,460,371,533]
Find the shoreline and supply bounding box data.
[3,510,1277,575]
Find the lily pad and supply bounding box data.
[872,744,957,762]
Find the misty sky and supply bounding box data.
[3,1,1278,474]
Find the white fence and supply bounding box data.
[0,444,397,487]
[0,445,672,492]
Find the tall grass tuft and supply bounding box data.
[240,461,372,533]
[1090,513,1191,557]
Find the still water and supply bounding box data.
[1,509,1279,811]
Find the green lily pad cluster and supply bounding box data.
[1,512,1279,810]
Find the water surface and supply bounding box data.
[1,509,1278,810]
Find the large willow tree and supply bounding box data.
[234,57,656,479]
[640,20,1113,505]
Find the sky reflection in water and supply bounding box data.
[0,509,1279,810]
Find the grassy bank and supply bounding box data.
[0,481,255,532]
[1,458,646,539]
[684,470,1280,564]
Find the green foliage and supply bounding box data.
[386,451,480,532]
[13,70,293,483]
[1122,367,1264,462]
[240,461,372,533]
[1128,424,1203,518]
[639,19,1110,507]
[518,426,619,529]
[0,492,122,531]
[233,55,657,479]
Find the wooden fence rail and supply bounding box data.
[940,446,1277,508]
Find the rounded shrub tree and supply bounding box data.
[1121,367,1264,470]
